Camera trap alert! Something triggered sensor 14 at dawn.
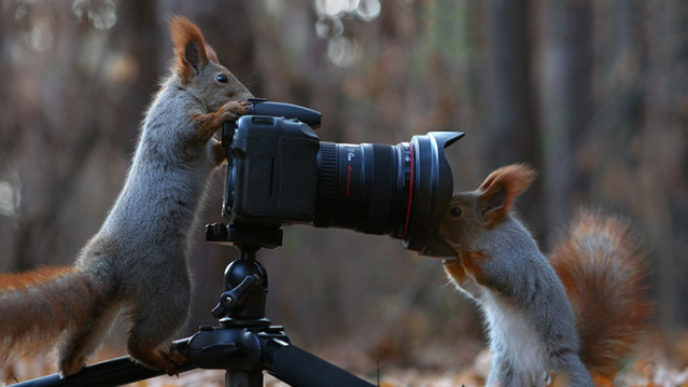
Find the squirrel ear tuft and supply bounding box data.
[169,15,209,83]
[205,44,219,63]
[478,164,535,226]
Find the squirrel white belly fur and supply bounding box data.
[0,16,253,376]
[440,164,651,386]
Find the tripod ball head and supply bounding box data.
[210,257,268,321]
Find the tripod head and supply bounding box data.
[205,222,281,323]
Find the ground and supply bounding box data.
[1,331,687,386]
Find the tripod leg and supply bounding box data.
[263,339,375,387]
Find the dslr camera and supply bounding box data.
[209,98,463,256]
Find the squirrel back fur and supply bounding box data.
[0,16,252,376]
[440,164,650,386]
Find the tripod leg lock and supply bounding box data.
[184,325,288,372]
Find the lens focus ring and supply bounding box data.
[315,142,338,227]
[366,144,394,234]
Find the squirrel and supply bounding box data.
[439,164,650,387]
[0,16,253,376]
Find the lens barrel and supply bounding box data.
[314,142,408,235]
[314,132,463,257]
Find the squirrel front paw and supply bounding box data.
[193,100,250,139]
[218,100,249,122]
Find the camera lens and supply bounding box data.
[218,105,464,256]
[314,132,463,256]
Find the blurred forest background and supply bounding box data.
[0,0,687,384]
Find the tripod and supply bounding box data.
[9,223,376,387]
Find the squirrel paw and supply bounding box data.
[161,350,188,376]
[218,100,249,122]
[193,100,251,138]
[59,356,85,377]
[167,350,188,369]
[130,348,188,376]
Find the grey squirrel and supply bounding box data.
[0,16,252,376]
[439,164,650,386]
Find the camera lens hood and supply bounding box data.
[312,131,463,257]
[402,131,464,257]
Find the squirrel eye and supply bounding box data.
[450,207,463,218]
[216,74,229,83]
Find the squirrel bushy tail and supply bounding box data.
[0,266,113,363]
[549,210,652,378]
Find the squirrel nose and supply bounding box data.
[237,85,254,101]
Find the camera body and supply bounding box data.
[217,98,463,256]
[225,114,320,224]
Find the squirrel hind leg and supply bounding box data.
[126,341,187,376]
[125,305,188,375]
[58,301,121,376]
[551,351,594,387]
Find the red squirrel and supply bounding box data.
[439,164,650,386]
[0,16,252,376]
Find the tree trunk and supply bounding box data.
[483,0,542,235]
[641,0,684,330]
[538,0,593,234]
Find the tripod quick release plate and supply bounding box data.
[206,222,283,250]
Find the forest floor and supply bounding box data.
[2,330,688,386]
